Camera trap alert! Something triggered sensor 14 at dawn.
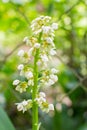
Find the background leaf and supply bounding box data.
[0,106,15,130]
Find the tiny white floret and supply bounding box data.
[28,47,34,56]
[51,68,58,74]
[41,54,48,62]
[34,43,40,48]
[50,49,56,55]
[13,80,20,85]
[52,23,58,30]
[17,64,24,70]
[49,104,54,111]
[50,74,58,82]
[39,92,46,98]
[16,103,23,112]
[45,37,53,44]
[42,26,51,34]
[23,36,29,43]
[28,79,34,86]
[18,50,24,57]
[26,71,33,79]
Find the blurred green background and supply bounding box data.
[0,0,87,130]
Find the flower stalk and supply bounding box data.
[32,49,39,130]
[32,35,41,130]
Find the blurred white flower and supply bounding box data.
[16,99,32,113]
[25,71,33,79]
[18,50,24,57]
[35,97,46,104]
[13,80,20,85]
[51,68,58,74]
[48,104,54,111]
[50,48,56,55]
[45,37,53,44]
[17,64,24,70]
[15,81,28,93]
[39,92,46,98]
[41,54,48,62]
[28,79,34,86]
[50,74,58,82]
[31,16,51,35]
[28,47,34,56]
[34,43,40,48]
[23,36,29,44]
[47,78,55,86]
[52,23,58,30]
[42,26,51,34]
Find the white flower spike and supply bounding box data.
[13,16,58,129]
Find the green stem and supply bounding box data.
[32,49,39,130]
[32,33,42,130]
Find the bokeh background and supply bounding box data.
[0,0,87,130]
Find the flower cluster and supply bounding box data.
[35,92,54,113]
[16,99,32,113]
[13,16,58,113]
[40,68,58,87]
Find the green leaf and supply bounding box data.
[0,106,15,130]
[37,122,41,130]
